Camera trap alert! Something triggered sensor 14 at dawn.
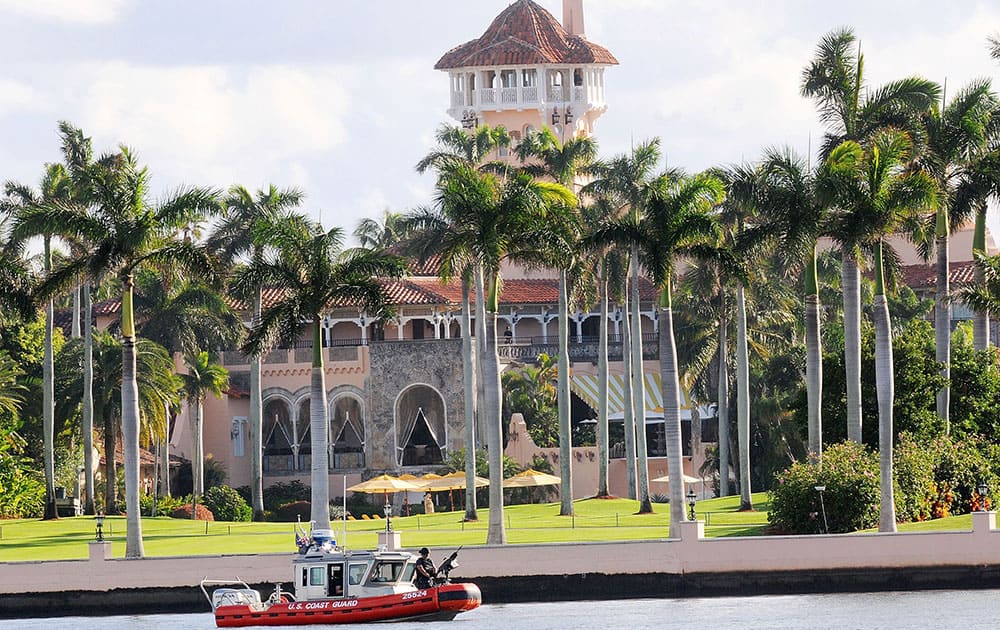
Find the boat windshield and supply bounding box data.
[369,560,405,583]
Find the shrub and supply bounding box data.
[926,435,997,515]
[204,485,252,522]
[173,456,228,496]
[172,503,215,521]
[893,433,936,522]
[768,441,880,534]
[140,493,186,517]
[263,480,311,513]
[274,500,311,522]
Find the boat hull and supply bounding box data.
[214,583,481,627]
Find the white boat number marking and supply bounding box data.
[286,600,359,610]
[402,590,428,600]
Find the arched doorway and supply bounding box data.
[331,395,365,470]
[395,385,446,467]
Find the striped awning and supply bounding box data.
[571,372,692,420]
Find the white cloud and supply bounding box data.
[0,79,38,114]
[75,62,351,188]
[0,0,130,24]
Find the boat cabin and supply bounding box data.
[293,547,419,601]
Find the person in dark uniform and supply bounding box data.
[414,547,436,588]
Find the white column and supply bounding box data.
[542,309,550,343]
[396,317,405,340]
[359,316,367,344]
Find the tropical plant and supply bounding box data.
[203,484,252,522]
[208,183,303,521]
[801,27,940,444]
[961,253,1000,319]
[354,209,407,249]
[236,216,406,532]
[180,351,229,502]
[415,124,511,177]
[821,130,937,531]
[502,353,558,448]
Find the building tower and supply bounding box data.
[435,0,618,147]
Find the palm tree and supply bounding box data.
[208,184,303,521]
[822,130,937,532]
[13,145,219,557]
[913,80,997,432]
[54,332,177,514]
[584,139,673,513]
[354,209,407,249]
[961,252,1000,317]
[432,164,574,543]
[236,217,406,532]
[593,173,724,529]
[515,126,596,515]
[0,352,24,417]
[416,124,511,177]
[801,27,940,444]
[3,163,72,521]
[758,147,828,461]
[180,351,229,502]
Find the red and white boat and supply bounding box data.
[202,530,481,627]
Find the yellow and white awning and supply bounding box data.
[571,372,697,421]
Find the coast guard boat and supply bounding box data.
[201,529,481,627]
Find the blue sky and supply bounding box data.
[1,0,999,243]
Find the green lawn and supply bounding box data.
[0,493,772,561]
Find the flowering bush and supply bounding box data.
[171,503,215,521]
[768,441,880,534]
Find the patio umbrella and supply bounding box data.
[398,474,420,516]
[421,471,488,511]
[650,473,703,484]
[502,469,561,488]
[346,474,421,531]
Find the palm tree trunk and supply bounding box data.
[191,400,204,499]
[120,272,145,558]
[461,279,478,521]
[42,237,57,520]
[620,289,638,500]
[310,316,331,531]
[805,246,823,463]
[630,247,652,513]
[596,267,610,497]
[474,268,489,449]
[973,205,990,351]
[82,283,96,515]
[717,304,730,496]
[71,282,81,339]
[479,267,506,545]
[935,214,950,433]
[873,245,897,532]
[103,412,117,515]
[162,410,173,497]
[557,269,574,516]
[249,285,265,521]
[736,284,753,511]
[658,292,685,529]
[842,254,863,443]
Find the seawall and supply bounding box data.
[1,512,998,618]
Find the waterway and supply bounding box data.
[1,589,994,629]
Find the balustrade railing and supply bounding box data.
[480,88,496,105]
[573,86,586,102]
[547,86,566,102]
[522,86,538,102]
[500,87,517,104]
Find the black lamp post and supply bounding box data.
[95,511,105,542]
[815,485,829,534]
[686,488,697,521]
[978,481,989,512]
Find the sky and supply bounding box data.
[1,0,999,243]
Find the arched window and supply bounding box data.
[331,395,365,470]
[263,398,293,473]
[395,385,446,467]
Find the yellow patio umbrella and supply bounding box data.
[421,471,489,511]
[346,474,421,530]
[502,469,561,488]
[397,474,420,516]
[650,473,703,485]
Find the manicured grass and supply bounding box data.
[0,493,772,562]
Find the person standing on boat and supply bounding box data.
[415,547,436,588]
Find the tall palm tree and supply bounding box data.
[416,124,511,177]
[801,27,940,444]
[961,252,1000,317]
[208,184,303,521]
[758,147,828,461]
[354,209,407,249]
[822,130,937,532]
[180,351,229,501]
[593,173,723,529]
[515,126,596,515]
[54,332,177,514]
[433,164,573,543]
[236,217,406,532]
[584,139,673,513]
[914,80,997,432]
[3,163,72,520]
[13,146,219,557]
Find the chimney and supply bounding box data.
[562,0,585,38]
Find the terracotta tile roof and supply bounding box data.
[435,0,618,70]
[900,261,977,289]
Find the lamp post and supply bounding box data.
[686,488,697,521]
[95,511,105,542]
[815,485,829,534]
[461,110,479,129]
[978,482,989,512]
